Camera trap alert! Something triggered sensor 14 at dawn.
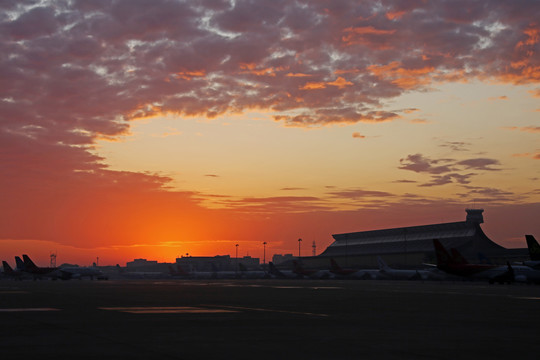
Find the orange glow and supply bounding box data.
[286,73,312,77]
[173,70,206,80]
[342,26,396,48]
[239,63,287,76]
[516,25,539,48]
[386,11,406,20]
[327,77,353,89]
[300,82,327,90]
[368,62,435,89]
[300,77,352,90]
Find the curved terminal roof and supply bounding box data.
[320,210,507,257]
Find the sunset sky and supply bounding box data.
[1,0,539,266]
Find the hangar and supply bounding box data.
[311,209,529,268]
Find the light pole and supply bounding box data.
[298,238,302,258]
[263,241,267,264]
[235,244,239,273]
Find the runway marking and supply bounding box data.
[0,308,60,312]
[209,305,329,317]
[219,284,343,290]
[512,297,540,300]
[99,306,239,314]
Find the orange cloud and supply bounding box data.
[512,152,540,159]
[504,126,540,134]
[240,63,286,76]
[368,62,435,89]
[300,81,327,90]
[300,77,352,90]
[327,77,353,89]
[488,95,508,101]
[342,26,396,48]
[173,70,206,80]
[352,132,366,139]
[528,88,540,97]
[386,11,406,20]
[286,73,312,77]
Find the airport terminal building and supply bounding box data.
[307,209,529,268]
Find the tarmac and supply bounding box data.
[1,278,539,359]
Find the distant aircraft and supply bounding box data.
[57,266,107,280]
[433,239,499,277]
[115,264,170,279]
[2,261,25,280]
[433,239,540,284]
[22,255,58,279]
[376,256,435,280]
[169,264,191,278]
[268,262,296,279]
[15,256,26,271]
[292,260,331,279]
[329,258,377,279]
[523,235,540,270]
[526,235,540,261]
[238,263,268,279]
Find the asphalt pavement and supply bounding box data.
[1,279,539,359]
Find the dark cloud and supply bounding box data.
[419,173,476,187]
[399,153,503,186]
[399,154,455,174]
[440,141,471,152]
[327,188,394,199]
[456,158,502,171]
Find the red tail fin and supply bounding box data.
[450,248,468,264]
[330,258,341,271]
[433,239,452,267]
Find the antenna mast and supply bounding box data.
[50,251,57,267]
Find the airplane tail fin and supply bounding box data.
[15,256,26,271]
[292,260,304,274]
[330,258,342,272]
[268,262,285,278]
[377,256,390,271]
[22,254,38,270]
[450,248,468,264]
[3,261,14,274]
[526,235,540,261]
[433,239,452,267]
[176,264,190,276]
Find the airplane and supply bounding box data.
[15,256,26,271]
[2,261,26,280]
[169,264,192,278]
[433,239,540,284]
[292,260,331,279]
[526,235,540,261]
[168,264,229,279]
[523,235,540,269]
[376,256,437,280]
[329,258,378,279]
[238,263,268,279]
[115,265,171,279]
[268,262,297,279]
[22,254,58,280]
[57,266,108,280]
[433,239,499,277]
